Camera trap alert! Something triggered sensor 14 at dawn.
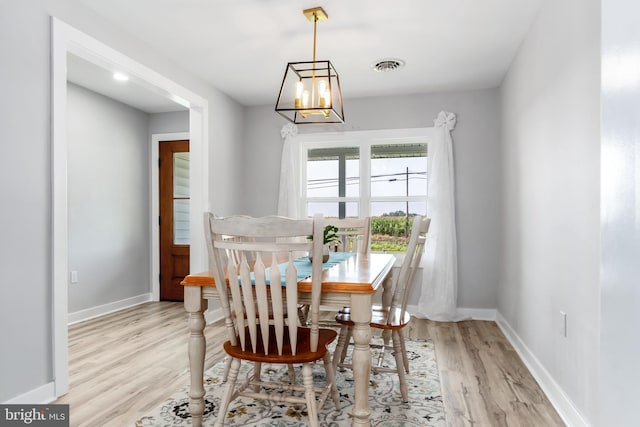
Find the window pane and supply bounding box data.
[307,158,338,197]
[174,152,190,197]
[346,158,359,197]
[173,152,190,245]
[371,144,427,197]
[370,201,426,217]
[370,201,427,253]
[307,147,360,198]
[174,199,190,245]
[306,202,359,218]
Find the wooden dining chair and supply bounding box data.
[204,214,300,384]
[298,217,371,325]
[206,213,340,427]
[329,217,371,254]
[332,215,431,402]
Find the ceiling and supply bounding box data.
[67,54,187,113]
[69,0,542,112]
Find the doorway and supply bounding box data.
[52,18,209,398]
[159,140,190,301]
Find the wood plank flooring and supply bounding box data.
[55,302,564,426]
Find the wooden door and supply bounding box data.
[159,140,190,301]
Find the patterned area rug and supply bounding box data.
[135,339,445,426]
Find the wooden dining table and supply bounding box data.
[181,252,396,427]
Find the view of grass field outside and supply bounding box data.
[369,215,416,252]
[306,143,427,252]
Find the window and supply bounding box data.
[301,128,431,252]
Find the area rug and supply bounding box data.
[135,339,445,426]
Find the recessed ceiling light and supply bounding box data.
[113,72,129,82]
[371,59,406,73]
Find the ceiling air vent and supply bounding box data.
[371,59,406,73]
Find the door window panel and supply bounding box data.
[173,152,190,245]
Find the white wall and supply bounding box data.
[243,89,502,311]
[600,0,640,425]
[67,83,151,313]
[0,0,244,402]
[499,0,600,424]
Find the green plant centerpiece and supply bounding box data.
[309,225,341,262]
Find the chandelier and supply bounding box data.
[275,7,344,124]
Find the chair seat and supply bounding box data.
[335,305,411,330]
[224,324,338,364]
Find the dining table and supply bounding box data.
[180,252,396,427]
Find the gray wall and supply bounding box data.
[67,83,151,313]
[149,111,189,134]
[0,0,244,402]
[207,91,245,216]
[0,0,53,403]
[243,89,502,311]
[499,0,600,423]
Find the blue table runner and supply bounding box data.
[249,251,354,285]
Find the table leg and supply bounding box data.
[184,286,208,427]
[350,293,372,426]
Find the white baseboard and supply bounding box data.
[407,305,497,321]
[495,311,589,427]
[456,307,496,321]
[204,307,223,324]
[68,293,152,325]
[3,382,56,404]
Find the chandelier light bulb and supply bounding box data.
[302,90,310,108]
[317,80,327,107]
[295,81,305,108]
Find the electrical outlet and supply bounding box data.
[559,310,567,337]
[70,270,78,284]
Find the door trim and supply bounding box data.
[52,19,209,398]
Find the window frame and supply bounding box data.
[298,127,433,220]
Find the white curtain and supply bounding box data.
[417,111,459,321]
[277,123,302,218]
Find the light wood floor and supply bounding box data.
[55,302,564,427]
